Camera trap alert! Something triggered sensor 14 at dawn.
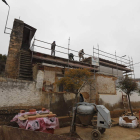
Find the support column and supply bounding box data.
[5,19,24,78]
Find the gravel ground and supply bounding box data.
[55,125,140,140]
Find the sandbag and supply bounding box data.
[119,116,139,128]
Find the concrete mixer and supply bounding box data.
[70,102,112,140]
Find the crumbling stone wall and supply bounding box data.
[0,77,40,107]
[96,74,117,95]
[79,74,117,104]
[0,76,75,125]
[5,19,24,78]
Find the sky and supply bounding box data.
[0,0,140,78]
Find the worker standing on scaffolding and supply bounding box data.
[51,41,56,56]
[79,49,85,61]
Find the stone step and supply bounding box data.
[19,50,33,81]
[18,77,33,81]
[19,72,32,76]
[20,50,31,53]
[20,53,31,57]
[19,66,32,70]
[20,57,31,60]
[20,59,31,62]
[20,63,32,67]
[20,53,31,56]
[19,68,32,71]
[20,61,32,64]
[19,75,32,78]
[20,50,31,54]
[19,72,32,75]
[20,56,31,59]
[20,58,31,61]
[20,69,32,72]
[20,56,31,60]
[20,66,32,70]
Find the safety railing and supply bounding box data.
[31,38,132,66]
[31,38,93,62]
[30,37,135,78]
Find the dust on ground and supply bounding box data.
[55,126,140,140]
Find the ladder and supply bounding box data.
[122,95,129,114]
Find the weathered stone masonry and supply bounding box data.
[5,19,24,79]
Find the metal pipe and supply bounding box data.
[93,46,94,57]
[131,57,135,79]
[34,39,130,66]
[93,47,129,61]
[35,39,94,57]
[31,37,35,63]
[97,44,99,58]
[34,43,130,65]
[99,53,129,64]
[115,51,118,77]
[35,39,70,50]
[128,61,140,66]
[34,44,67,55]
[6,27,12,30]
[128,56,131,78]
[68,37,70,69]
[4,5,10,34]
[4,32,10,35]
[98,44,100,72]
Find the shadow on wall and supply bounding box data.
[41,92,76,116]
[0,54,7,76]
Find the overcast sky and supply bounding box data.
[0,0,140,78]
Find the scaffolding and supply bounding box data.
[30,38,135,103]
[93,45,135,79]
[31,37,134,78]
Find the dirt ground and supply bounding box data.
[55,126,140,140]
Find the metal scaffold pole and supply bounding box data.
[97,44,100,72]
[68,37,70,69]
[93,46,94,57]
[115,51,118,78]
[90,45,96,103]
[128,56,132,78]
[131,57,135,79]
[31,36,35,63]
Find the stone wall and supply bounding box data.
[0,76,75,125]
[5,19,24,78]
[96,74,117,95]
[0,77,41,108]
[79,74,117,104]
